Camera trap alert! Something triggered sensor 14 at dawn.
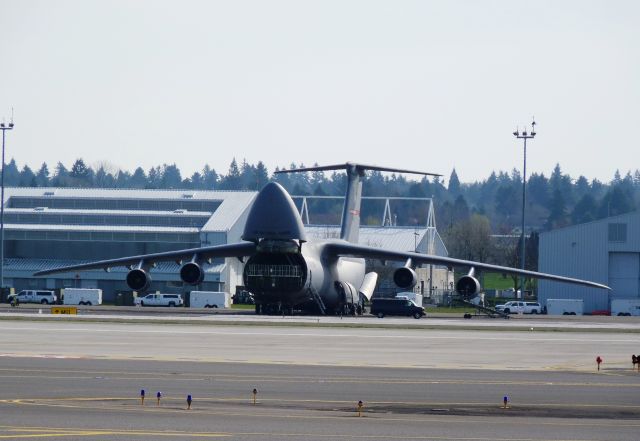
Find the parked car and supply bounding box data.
[370,298,425,319]
[495,301,542,314]
[7,290,57,305]
[134,293,183,307]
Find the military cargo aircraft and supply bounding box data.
[35,163,609,314]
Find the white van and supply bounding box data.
[189,291,230,308]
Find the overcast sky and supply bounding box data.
[1,0,638,184]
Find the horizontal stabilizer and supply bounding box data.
[275,162,441,177]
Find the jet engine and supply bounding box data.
[393,266,417,289]
[455,275,481,299]
[126,268,151,292]
[180,261,205,285]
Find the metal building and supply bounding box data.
[539,211,640,313]
[1,187,257,302]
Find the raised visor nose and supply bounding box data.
[242,182,307,242]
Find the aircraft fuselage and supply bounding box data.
[243,240,366,313]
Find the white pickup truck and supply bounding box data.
[495,301,542,314]
[135,293,183,307]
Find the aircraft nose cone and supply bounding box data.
[242,182,307,242]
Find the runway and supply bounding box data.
[0,316,639,440]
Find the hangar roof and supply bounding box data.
[5,258,225,275]
[305,225,448,256]
[3,187,257,234]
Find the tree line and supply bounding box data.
[3,157,639,272]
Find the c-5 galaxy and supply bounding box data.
[35,163,609,314]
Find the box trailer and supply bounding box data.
[611,299,640,316]
[546,298,583,315]
[189,291,230,308]
[63,288,102,306]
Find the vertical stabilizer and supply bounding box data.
[275,163,440,243]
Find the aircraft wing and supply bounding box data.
[325,242,610,290]
[33,241,257,276]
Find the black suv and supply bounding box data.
[370,298,426,319]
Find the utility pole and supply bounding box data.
[513,118,536,297]
[0,112,15,291]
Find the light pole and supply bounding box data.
[0,115,15,291]
[513,118,536,297]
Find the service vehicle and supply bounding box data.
[495,301,525,314]
[8,290,57,305]
[370,298,425,319]
[546,298,583,315]
[495,301,543,314]
[135,293,183,307]
[63,288,102,305]
[232,290,255,304]
[189,291,230,308]
[395,291,423,306]
[611,299,640,316]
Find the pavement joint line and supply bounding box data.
[2,371,640,387]
[0,353,633,372]
[7,396,640,411]
[2,314,640,333]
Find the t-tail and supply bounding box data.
[275,163,440,243]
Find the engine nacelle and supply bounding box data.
[126,268,152,292]
[455,275,481,299]
[180,262,205,285]
[393,267,417,289]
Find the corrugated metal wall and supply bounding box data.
[539,211,640,313]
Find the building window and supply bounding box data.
[608,223,627,242]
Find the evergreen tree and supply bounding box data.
[130,167,147,189]
[115,170,131,188]
[448,168,461,196]
[147,166,161,189]
[494,185,518,219]
[189,171,203,189]
[221,158,241,190]
[52,162,69,187]
[571,194,598,224]
[527,173,549,206]
[2,159,20,186]
[161,164,182,189]
[574,175,590,201]
[202,164,218,189]
[254,161,269,190]
[19,165,36,187]
[35,163,50,187]
[452,194,470,224]
[599,185,634,218]
[546,188,568,229]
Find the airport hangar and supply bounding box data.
[539,210,640,313]
[1,187,450,303]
